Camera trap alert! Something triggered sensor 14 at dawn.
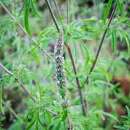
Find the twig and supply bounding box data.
[0,63,13,75]
[65,44,87,116]
[0,62,35,102]
[82,3,117,87]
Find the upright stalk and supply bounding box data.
[44,0,87,116]
[44,1,74,128]
[65,44,87,116]
[44,0,60,33]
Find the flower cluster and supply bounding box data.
[54,33,65,97]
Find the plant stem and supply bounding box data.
[0,63,13,75]
[0,62,35,101]
[48,0,87,115]
[44,3,74,128]
[82,3,117,87]
[44,0,60,33]
[53,0,65,30]
[65,44,87,116]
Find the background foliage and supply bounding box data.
[0,0,130,130]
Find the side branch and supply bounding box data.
[0,63,35,102]
[82,4,117,87]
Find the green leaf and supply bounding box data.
[111,29,117,52]
[26,119,36,130]
[24,0,38,34]
[102,0,113,21]
[124,33,130,54]
[24,0,31,34]
[30,0,39,16]
[117,0,124,15]
[103,112,118,121]
[0,85,3,113]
